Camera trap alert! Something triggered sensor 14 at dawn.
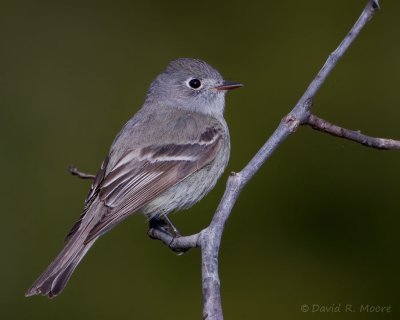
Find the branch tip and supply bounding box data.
[305,114,400,150]
[68,165,96,180]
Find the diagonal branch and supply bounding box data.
[188,1,382,320]
[306,114,400,150]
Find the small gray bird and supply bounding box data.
[26,58,242,298]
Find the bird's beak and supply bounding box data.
[214,81,244,91]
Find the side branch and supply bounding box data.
[148,228,201,251]
[306,114,400,150]
[68,165,95,179]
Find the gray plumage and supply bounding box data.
[26,58,242,298]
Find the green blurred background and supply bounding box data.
[1,0,399,319]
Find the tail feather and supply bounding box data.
[25,240,94,298]
[26,201,102,298]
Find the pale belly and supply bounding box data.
[142,140,230,218]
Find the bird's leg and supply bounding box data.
[148,215,188,254]
[148,215,182,238]
[161,215,182,237]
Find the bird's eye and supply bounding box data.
[188,78,202,89]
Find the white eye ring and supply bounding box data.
[186,78,202,90]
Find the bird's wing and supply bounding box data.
[67,126,224,244]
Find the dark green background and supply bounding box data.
[1,0,399,319]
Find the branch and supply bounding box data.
[68,165,95,180]
[147,228,201,252]
[150,1,383,319]
[306,114,400,150]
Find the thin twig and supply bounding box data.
[68,165,95,180]
[306,114,400,150]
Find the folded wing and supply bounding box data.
[67,126,224,244]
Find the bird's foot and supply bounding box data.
[148,216,188,255]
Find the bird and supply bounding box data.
[25,58,242,298]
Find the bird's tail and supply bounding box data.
[25,201,102,298]
[25,241,94,298]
